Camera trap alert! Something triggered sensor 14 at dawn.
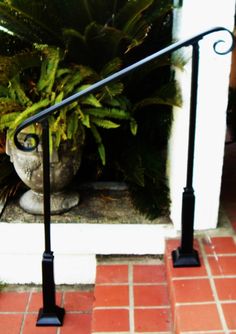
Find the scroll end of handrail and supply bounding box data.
[181,26,234,51]
[210,27,235,55]
[14,125,40,152]
[196,26,234,55]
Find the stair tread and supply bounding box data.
[91,258,172,333]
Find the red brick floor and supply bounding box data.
[0,289,94,334]
[0,262,172,334]
[91,261,172,334]
[164,142,236,333]
[166,236,236,333]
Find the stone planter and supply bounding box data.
[6,131,85,215]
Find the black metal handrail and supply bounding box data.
[14,26,233,149]
[13,26,234,326]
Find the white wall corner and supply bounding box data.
[168,0,236,230]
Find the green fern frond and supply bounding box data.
[85,107,131,120]
[154,80,182,107]
[55,71,73,92]
[91,117,120,129]
[67,113,79,140]
[78,65,97,81]
[81,94,102,107]
[55,91,64,104]
[130,119,138,135]
[56,68,72,79]
[90,124,105,165]
[98,143,106,166]
[63,28,85,42]
[57,66,96,96]
[133,81,182,111]
[9,76,32,106]
[53,128,61,150]
[116,0,153,53]
[51,110,67,141]
[12,98,50,130]
[100,96,121,108]
[115,96,131,110]
[133,97,173,111]
[35,44,61,94]
[63,71,83,95]
[0,112,20,131]
[100,58,122,77]
[49,127,54,154]
[81,114,90,128]
[103,82,124,99]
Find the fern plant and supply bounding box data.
[0,0,181,218]
[0,44,137,165]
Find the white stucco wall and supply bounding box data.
[168,0,236,230]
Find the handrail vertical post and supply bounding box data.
[172,41,201,267]
[36,120,65,326]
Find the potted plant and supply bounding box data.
[1,43,137,214]
[0,0,181,218]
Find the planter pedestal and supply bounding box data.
[19,189,80,215]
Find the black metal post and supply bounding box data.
[36,120,65,326]
[172,42,201,267]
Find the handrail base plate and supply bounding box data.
[36,306,65,326]
[172,247,201,267]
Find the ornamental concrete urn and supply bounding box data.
[6,129,85,215]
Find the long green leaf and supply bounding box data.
[81,95,102,108]
[12,98,50,129]
[133,97,176,111]
[116,0,153,30]
[85,107,131,120]
[115,0,153,52]
[90,123,105,165]
[100,58,122,77]
[0,111,20,130]
[103,82,124,98]
[67,112,78,140]
[91,117,120,129]
[133,81,182,111]
[81,114,90,128]
[130,119,138,135]
[9,76,32,106]
[36,45,61,94]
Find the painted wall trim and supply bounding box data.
[168,0,236,230]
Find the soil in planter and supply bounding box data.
[0,182,172,225]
